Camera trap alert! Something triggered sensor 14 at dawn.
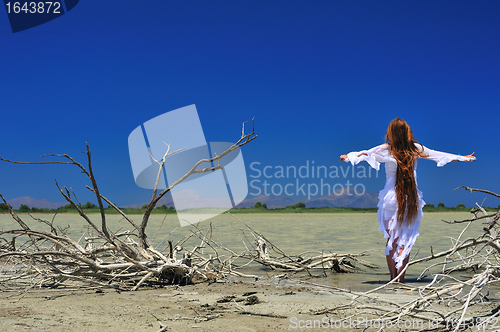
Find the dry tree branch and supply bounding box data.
[82,143,111,240]
[137,119,257,251]
[299,186,500,330]
[0,119,258,292]
[455,185,500,199]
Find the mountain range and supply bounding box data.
[6,191,379,210]
[6,196,68,210]
[236,192,379,209]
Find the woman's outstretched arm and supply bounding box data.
[340,153,367,161]
[340,143,389,170]
[419,144,476,166]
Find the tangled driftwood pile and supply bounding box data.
[307,186,500,331]
[0,120,367,294]
[0,121,257,292]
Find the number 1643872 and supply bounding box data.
[5,2,62,14]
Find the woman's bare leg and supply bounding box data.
[396,255,409,283]
[386,239,397,280]
[386,237,408,282]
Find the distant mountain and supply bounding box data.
[5,191,379,211]
[305,191,379,208]
[7,196,67,210]
[236,192,379,209]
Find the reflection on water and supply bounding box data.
[0,211,486,291]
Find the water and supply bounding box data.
[0,211,486,290]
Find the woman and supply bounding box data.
[340,118,475,282]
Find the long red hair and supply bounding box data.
[385,118,426,225]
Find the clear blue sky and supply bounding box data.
[0,1,498,208]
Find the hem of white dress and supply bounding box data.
[377,189,425,270]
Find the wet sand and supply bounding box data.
[2,278,498,332]
[0,278,403,332]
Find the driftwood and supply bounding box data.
[0,119,372,295]
[304,186,500,332]
[0,120,257,291]
[223,213,376,279]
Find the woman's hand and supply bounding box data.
[462,152,476,162]
[341,153,367,161]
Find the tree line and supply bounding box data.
[2,201,498,213]
[0,202,176,213]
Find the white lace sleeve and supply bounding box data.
[344,144,390,170]
[419,144,474,167]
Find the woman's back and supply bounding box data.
[340,118,475,282]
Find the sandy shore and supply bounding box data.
[0,278,397,332]
[1,278,498,332]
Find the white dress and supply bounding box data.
[345,143,471,269]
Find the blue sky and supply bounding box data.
[0,1,499,208]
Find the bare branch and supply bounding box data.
[0,119,263,292]
[455,185,500,198]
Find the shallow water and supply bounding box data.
[0,211,486,291]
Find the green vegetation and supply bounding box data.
[228,205,378,214]
[2,201,178,214]
[157,204,175,210]
[254,201,266,209]
[288,202,306,209]
[230,201,498,214]
[0,203,11,211]
[228,201,378,213]
[3,201,496,214]
[422,202,497,212]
